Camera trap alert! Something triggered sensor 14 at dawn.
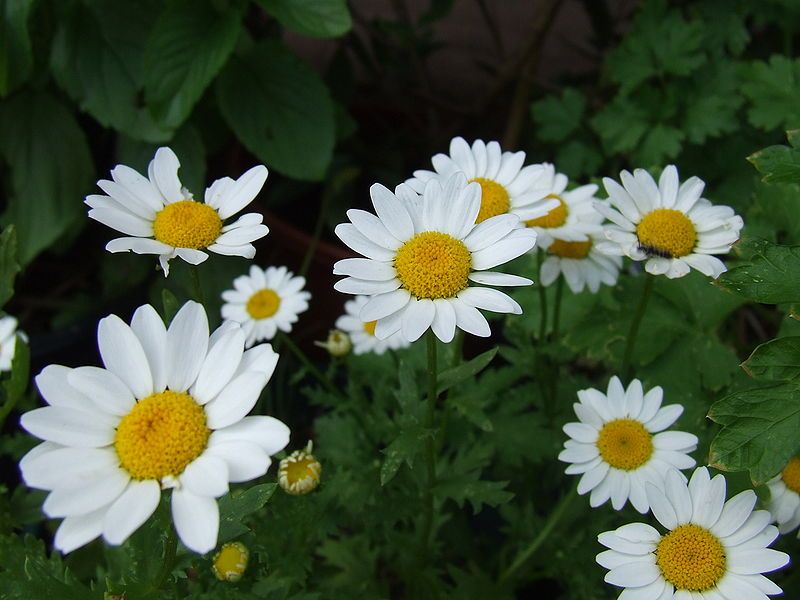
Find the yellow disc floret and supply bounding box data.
[115,390,210,480]
[212,541,249,582]
[394,231,471,299]
[470,178,511,223]
[636,208,696,258]
[279,444,322,496]
[548,239,592,259]
[246,288,281,319]
[526,194,568,228]
[363,320,378,336]
[656,524,726,591]
[596,418,653,471]
[152,200,222,249]
[782,456,800,494]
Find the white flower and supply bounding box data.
[766,455,800,535]
[19,301,289,554]
[539,224,623,294]
[335,296,409,355]
[594,165,743,279]
[0,315,20,372]
[559,376,698,513]
[221,265,310,347]
[405,136,559,224]
[333,174,537,343]
[597,467,790,599]
[86,147,269,276]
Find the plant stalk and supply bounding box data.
[621,274,655,380]
[419,330,439,557]
[278,332,341,398]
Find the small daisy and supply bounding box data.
[594,165,743,279]
[597,467,790,599]
[314,330,352,357]
[212,541,249,582]
[405,136,559,224]
[221,265,311,347]
[766,455,800,535]
[335,296,409,355]
[19,301,289,554]
[278,441,322,496]
[559,376,698,513]
[0,315,21,373]
[333,174,537,343]
[86,147,269,276]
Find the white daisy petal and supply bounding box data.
[130,304,168,393]
[166,301,209,392]
[103,480,160,544]
[215,165,268,220]
[204,371,267,429]
[54,509,106,553]
[172,488,219,554]
[206,440,270,483]
[43,467,129,518]
[97,314,153,400]
[68,367,136,417]
[21,407,116,447]
[180,455,229,498]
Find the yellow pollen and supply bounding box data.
[212,541,249,582]
[526,194,568,228]
[596,418,653,470]
[246,289,281,319]
[363,320,378,336]
[394,231,471,299]
[548,239,592,259]
[656,524,726,591]
[279,448,322,496]
[782,457,800,494]
[114,390,209,480]
[636,208,696,258]
[152,200,222,249]
[470,178,511,223]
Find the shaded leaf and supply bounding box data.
[0,226,20,308]
[716,240,800,303]
[258,0,352,38]
[218,483,278,542]
[437,348,498,395]
[742,337,800,381]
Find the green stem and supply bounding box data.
[620,274,655,380]
[551,275,564,344]
[419,330,439,557]
[188,265,204,305]
[148,524,178,596]
[537,250,548,342]
[499,485,577,584]
[278,332,341,398]
[436,329,464,454]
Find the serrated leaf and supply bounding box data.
[590,96,648,154]
[449,394,493,432]
[218,483,278,542]
[437,348,497,395]
[742,337,800,381]
[635,123,684,166]
[217,41,335,181]
[258,0,352,38]
[716,241,800,303]
[708,383,800,484]
[433,477,513,514]
[748,141,800,184]
[380,423,427,485]
[531,88,585,142]
[0,225,19,308]
[742,55,800,131]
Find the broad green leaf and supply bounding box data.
[742,55,800,131]
[0,0,34,97]
[0,92,93,264]
[217,41,335,181]
[708,383,800,484]
[0,226,20,308]
[635,123,684,166]
[258,0,352,38]
[742,337,800,381]
[218,483,278,542]
[748,134,800,184]
[437,348,498,395]
[716,240,800,303]
[531,88,585,143]
[143,1,242,129]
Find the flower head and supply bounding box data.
[221,265,311,347]
[559,376,698,513]
[314,329,353,358]
[597,467,789,599]
[335,296,409,355]
[86,147,269,276]
[212,541,249,582]
[279,442,321,495]
[333,174,537,343]
[0,315,21,373]
[19,301,289,554]
[766,455,800,535]
[594,165,743,279]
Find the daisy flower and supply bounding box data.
[766,455,800,535]
[335,296,409,355]
[333,174,537,343]
[221,265,311,347]
[559,376,698,513]
[0,315,21,373]
[597,467,790,599]
[19,301,289,554]
[404,136,559,224]
[86,147,269,276]
[594,165,743,279]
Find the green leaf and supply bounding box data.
[635,123,684,166]
[716,240,800,303]
[748,134,800,184]
[742,337,800,381]
[708,383,800,484]
[0,0,34,97]
[590,96,648,154]
[257,0,352,38]
[437,348,498,395]
[217,41,335,180]
[449,394,493,432]
[0,92,93,264]
[553,139,603,179]
[0,226,20,308]
[379,423,427,485]
[742,55,800,131]
[161,288,180,325]
[433,478,513,514]
[143,0,242,130]
[531,88,585,143]
[3,337,29,405]
[218,483,278,542]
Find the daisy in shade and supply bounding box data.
[333,174,537,343]
[594,165,743,279]
[86,147,269,276]
[221,265,310,347]
[405,136,559,224]
[766,455,800,535]
[559,376,698,513]
[335,296,410,355]
[0,315,21,373]
[19,301,289,554]
[597,467,789,599]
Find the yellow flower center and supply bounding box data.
[636,208,696,258]
[246,289,281,319]
[114,390,210,480]
[656,524,726,591]
[363,320,378,336]
[547,239,592,259]
[394,231,471,299]
[782,457,800,494]
[470,178,511,223]
[279,449,322,495]
[212,542,249,582]
[152,200,222,249]
[526,194,568,228]
[596,418,653,470]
